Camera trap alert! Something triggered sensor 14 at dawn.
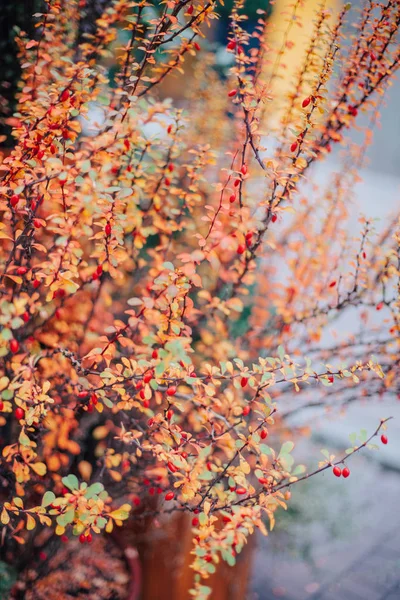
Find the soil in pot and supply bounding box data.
[10,535,136,600]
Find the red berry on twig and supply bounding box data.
[15,407,25,420]
[333,466,341,477]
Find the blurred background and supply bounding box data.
[1,1,399,599]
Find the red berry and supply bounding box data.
[260,429,268,440]
[241,164,247,175]
[192,517,199,527]
[302,97,311,108]
[96,264,103,275]
[227,40,236,50]
[124,139,130,150]
[329,281,336,288]
[271,214,277,223]
[168,163,174,172]
[22,312,30,323]
[381,434,388,445]
[10,194,19,207]
[376,302,384,311]
[60,89,70,102]
[242,405,250,416]
[222,515,231,523]
[33,219,42,229]
[0,401,3,411]
[61,535,69,543]
[79,533,86,544]
[17,266,28,275]
[33,279,40,289]
[240,377,248,388]
[164,177,171,186]
[167,124,173,134]
[187,4,194,14]
[143,371,153,384]
[228,89,237,98]
[290,141,298,153]
[167,385,176,397]
[152,349,158,359]
[165,491,174,501]
[167,461,178,473]
[342,467,350,478]
[39,551,47,561]
[229,194,236,203]
[236,487,247,495]
[237,244,245,255]
[10,339,20,354]
[15,407,25,420]
[234,178,240,187]
[166,409,173,421]
[193,42,201,51]
[86,533,92,543]
[333,466,342,477]
[105,222,112,236]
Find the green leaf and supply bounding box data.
[198,471,214,480]
[199,513,207,526]
[279,453,294,471]
[85,482,104,499]
[42,491,56,507]
[279,441,294,456]
[56,508,75,527]
[62,474,79,491]
[359,429,368,443]
[349,432,357,445]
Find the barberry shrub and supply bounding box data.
[0,1,399,598]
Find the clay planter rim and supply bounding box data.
[111,531,141,600]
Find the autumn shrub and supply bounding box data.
[0,0,399,598]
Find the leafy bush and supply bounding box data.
[0,1,399,598]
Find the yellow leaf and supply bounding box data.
[93,426,109,440]
[109,504,131,521]
[55,524,65,535]
[105,519,114,533]
[4,274,22,284]
[26,514,36,531]
[30,462,47,476]
[13,497,23,509]
[78,460,92,481]
[0,376,9,391]
[1,507,10,524]
[109,469,122,482]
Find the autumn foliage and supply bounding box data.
[0,0,399,597]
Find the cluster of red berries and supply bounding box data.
[332,466,350,478]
